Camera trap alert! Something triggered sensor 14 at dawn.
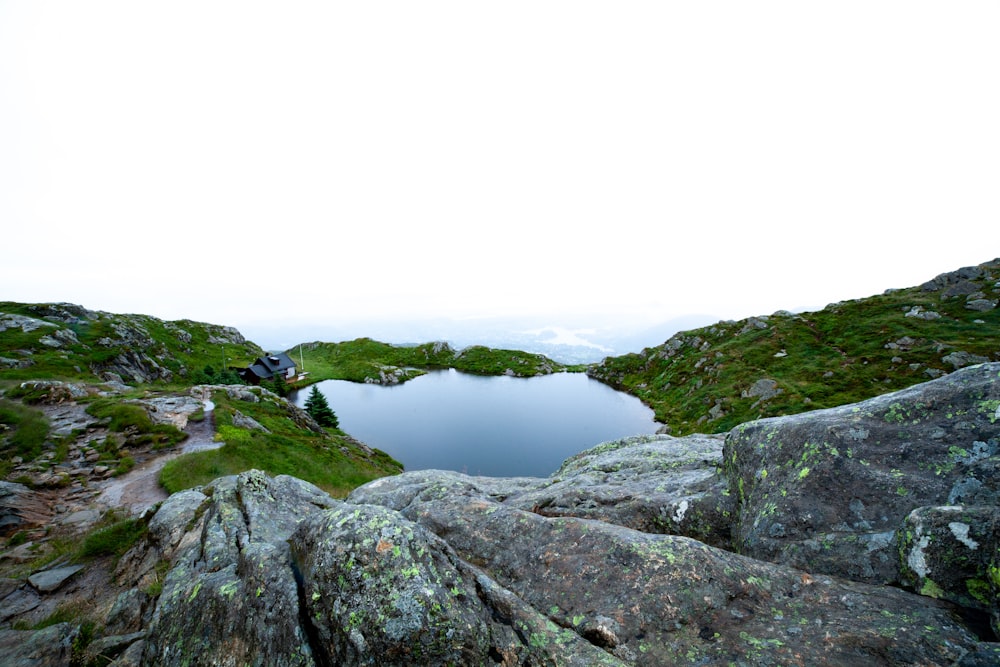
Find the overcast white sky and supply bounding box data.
[1,2,997,336]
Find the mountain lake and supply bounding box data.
[291,369,660,477]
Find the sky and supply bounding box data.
[1,2,997,342]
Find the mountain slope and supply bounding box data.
[588,258,1000,435]
[0,302,263,385]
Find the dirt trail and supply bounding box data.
[97,400,221,516]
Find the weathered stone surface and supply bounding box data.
[0,312,59,333]
[348,475,982,666]
[133,395,205,429]
[352,433,733,548]
[943,351,993,369]
[898,505,1000,631]
[724,362,1000,585]
[28,564,84,592]
[141,471,339,666]
[966,299,998,312]
[0,481,53,536]
[0,587,40,621]
[0,623,78,666]
[231,409,269,432]
[291,503,619,666]
[83,631,147,665]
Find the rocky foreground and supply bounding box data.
[4,364,1000,665]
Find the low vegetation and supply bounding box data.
[291,337,565,385]
[589,260,1000,434]
[159,388,402,497]
[0,398,49,471]
[0,301,263,385]
[84,399,187,449]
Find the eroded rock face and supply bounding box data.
[139,472,338,666]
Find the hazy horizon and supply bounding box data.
[2,3,996,338]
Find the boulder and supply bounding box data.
[359,481,983,666]
[723,362,1000,585]
[141,472,339,666]
[28,564,84,592]
[127,461,993,665]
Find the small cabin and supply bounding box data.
[240,352,297,385]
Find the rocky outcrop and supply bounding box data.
[724,363,1000,587]
[101,366,1000,666]
[6,364,1000,665]
[104,466,989,666]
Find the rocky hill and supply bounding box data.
[0,302,264,385]
[588,259,1000,435]
[2,362,998,665]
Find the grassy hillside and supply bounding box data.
[160,387,402,496]
[291,338,567,384]
[588,259,1000,435]
[0,303,402,498]
[0,302,263,386]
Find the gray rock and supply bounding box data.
[108,639,146,667]
[742,378,782,400]
[724,362,1000,585]
[966,299,997,312]
[352,476,981,666]
[134,395,205,428]
[105,588,151,635]
[28,564,84,592]
[0,481,52,536]
[0,312,58,333]
[0,587,40,621]
[291,503,618,666]
[898,505,999,626]
[231,409,270,432]
[353,433,733,548]
[904,306,942,319]
[142,472,339,666]
[942,351,991,369]
[83,631,146,665]
[0,623,79,666]
[921,264,986,291]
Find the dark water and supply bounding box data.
[292,370,659,477]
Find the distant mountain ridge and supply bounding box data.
[588,258,1000,435]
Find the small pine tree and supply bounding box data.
[304,386,339,428]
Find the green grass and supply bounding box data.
[159,389,403,497]
[75,514,147,561]
[0,301,264,385]
[293,337,564,385]
[0,398,50,464]
[84,399,187,448]
[589,266,1000,434]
